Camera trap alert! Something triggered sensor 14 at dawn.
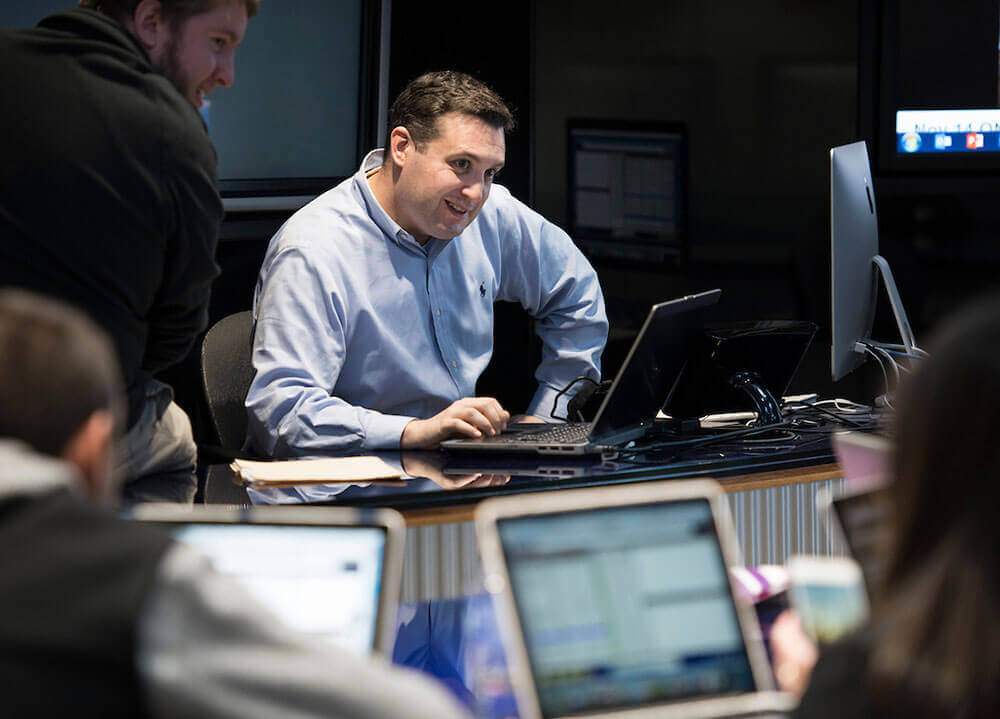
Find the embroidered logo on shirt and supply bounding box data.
[480,282,486,298]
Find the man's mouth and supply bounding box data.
[194,85,213,109]
[444,199,470,218]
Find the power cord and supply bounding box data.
[856,341,893,408]
[550,376,601,421]
[614,419,797,461]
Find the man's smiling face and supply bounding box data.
[153,2,248,108]
[390,112,506,244]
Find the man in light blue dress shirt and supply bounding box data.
[247,71,608,457]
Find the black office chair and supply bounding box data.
[200,310,255,456]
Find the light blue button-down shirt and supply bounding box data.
[246,150,608,456]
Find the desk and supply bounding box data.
[205,442,838,522]
[204,439,848,600]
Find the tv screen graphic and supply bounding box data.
[896,109,1000,154]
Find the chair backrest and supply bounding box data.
[200,310,255,452]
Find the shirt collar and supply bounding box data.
[0,439,81,501]
[354,149,426,251]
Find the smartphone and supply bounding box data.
[787,555,869,644]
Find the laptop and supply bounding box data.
[815,433,892,593]
[816,482,889,597]
[128,504,404,656]
[830,430,891,491]
[476,480,793,719]
[442,289,721,456]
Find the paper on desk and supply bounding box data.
[230,456,403,484]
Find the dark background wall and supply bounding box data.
[532,0,860,400]
[179,0,1000,445]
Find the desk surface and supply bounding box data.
[205,435,838,525]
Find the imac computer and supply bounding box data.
[830,140,920,382]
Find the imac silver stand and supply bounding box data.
[854,255,924,361]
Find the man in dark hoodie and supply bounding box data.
[0,0,256,501]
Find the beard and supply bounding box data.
[158,32,195,107]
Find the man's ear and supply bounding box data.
[128,0,170,55]
[62,410,115,504]
[388,127,413,168]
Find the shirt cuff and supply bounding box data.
[360,412,416,449]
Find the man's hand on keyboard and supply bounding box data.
[401,397,510,449]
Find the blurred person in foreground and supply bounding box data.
[0,288,466,719]
[771,293,1000,718]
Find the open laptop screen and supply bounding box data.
[496,498,755,717]
[165,523,386,655]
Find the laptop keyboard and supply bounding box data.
[508,422,591,444]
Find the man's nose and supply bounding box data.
[462,180,484,204]
[216,53,235,88]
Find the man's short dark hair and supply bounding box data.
[385,71,515,154]
[0,289,123,457]
[78,0,259,27]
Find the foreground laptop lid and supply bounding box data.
[476,480,789,719]
[831,430,891,491]
[818,435,891,594]
[816,482,889,596]
[128,504,404,657]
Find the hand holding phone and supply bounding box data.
[788,555,868,644]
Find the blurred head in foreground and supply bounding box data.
[0,288,124,504]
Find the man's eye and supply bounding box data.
[485,169,499,181]
[452,159,470,171]
[212,37,227,50]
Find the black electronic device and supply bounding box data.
[666,320,818,425]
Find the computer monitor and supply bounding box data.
[567,120,687,263]
[830,140,918,382]
[206,0,388,208]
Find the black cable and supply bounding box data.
[780,401,875,429]
[614,423,812,465]
[867,342,901,385]
[858,343,892,407]
[614,419,797,459]
[550,376,599,421]
[612,400,882,466]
